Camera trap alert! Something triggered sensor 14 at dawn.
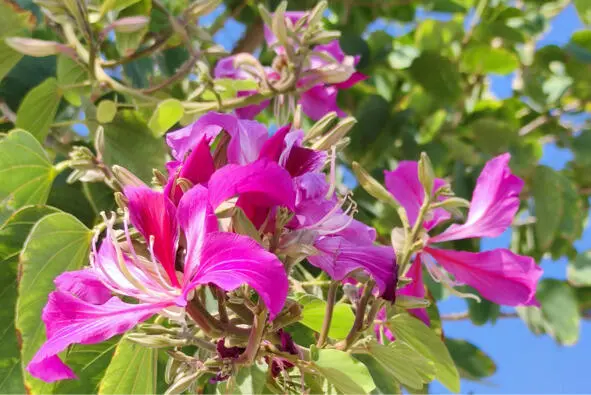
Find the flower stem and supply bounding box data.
[237,303,267,364]
[317,281,338,347]
[338,279,375,350]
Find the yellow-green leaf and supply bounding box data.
[148,98,184,137]
[15,78,62,141]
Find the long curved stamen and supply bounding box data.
[422,253,481,302]
[147,235,179,292]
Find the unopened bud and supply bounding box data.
[94,126,105,160]
[307,1,328,28]
[109,16,149,33]
[257,4,273,27]
[293,104,303,129]
[204,44,227,56]
[189,0,222,18]
[390,227,406,253]
[112,165,146,188]
[152,169,168,187]
[431,197,470,210]
[395,295,431,309]
[305,111,338,141]
[5,37,74,58]
[114,192,128,210]
[306,30,341,46]
[165,357,184,384]
[176,178,193,193]
[418,152,435,197]
[352,162,402,210]
[312,117,356,151]
[165,369,202,395]
[271,2,289,45]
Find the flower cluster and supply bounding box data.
[26,5,543,391]
[214,11,366,121]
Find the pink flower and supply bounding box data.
[166,113,395,298]
[27,184,290,382]
[384,154,542,311]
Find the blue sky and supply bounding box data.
[210,4,590,392]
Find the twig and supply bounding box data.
[232,17,264,54]
[518,115,550,136]
[441,311,591,321]
[317,282,338,347]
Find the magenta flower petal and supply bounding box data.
[176,185,219,281]
[208,159,296,210]
[384,161,450,230]
[166,112,268,164]
[27,291,171,382]
[53,269,112,305]
[124,187,180,287]
[309,235,396,297]
[183,232,289,318]
[260,126,326,177]
[334,71,368,89]
[234,92,270,120]
[397,256,430,325]
[299,85,346,121]
[165,135,215,203]
[424,246,542,306]
[430,154,524,243]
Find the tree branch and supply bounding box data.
[441,311,591,321]
[232,17,264,54]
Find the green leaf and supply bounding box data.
[462,45,519,75]
[102,110,167,182]
[568,251,591,286]
[354,354,401,395]
[0,129,56,209]
[0,205,57,394]
[417,109,446,144]
[572,130,591,167]
[467,118,516,155]
[15,77,62,141]
[46,171,97,227]
[532,166,563,251]
[16,212,92,393]
[298,295,355,340]
[52,339,119,394]
[517,279,580,345]
[574,0,591,25]
[57,55,88,107]
[313,349,375,394]
[97,100,118,124]
[388,314,460,392]
[115,0,151,57]
[148,98,184,137]
[0,0,35,81]
[409,51,463,104]
[99,338,158,394]
[364,340,436,390]
[0,205,58,264]
[444,339,496,381]
[467,297,500,326]
[202,79,259,101]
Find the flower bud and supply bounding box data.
[395,295,431,309]
[5,37,73,58]
[418,152,435,197]
[109,16,150,33]
[186,0,222,19]
[390,227,406,253]
[305,111,338,141]
[112,165,147,188]
[306,30,341,46]
[352,162,402,210]
[306,0,328,28]
[312,116,356,151]
[271,2,289,46]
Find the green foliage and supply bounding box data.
[0,0,589,393]
[0,129,56,208]
[312,349,375,394]
[16,212,92,393]
[298,295,355,340]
